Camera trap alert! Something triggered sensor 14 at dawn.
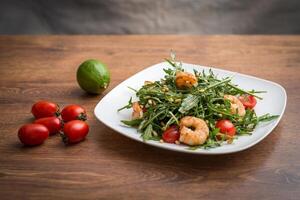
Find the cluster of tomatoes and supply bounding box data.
[161,95,257,143]
[18,101,89,146]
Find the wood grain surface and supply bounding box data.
[0,35,299,200]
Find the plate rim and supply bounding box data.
[94,62,287,155]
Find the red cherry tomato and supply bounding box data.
[142,107,147,113]
[31,101,59,119]
[34,117,62,135]
[162,125,180,143]
[238,95,257,109]
[18,124,49,146]
[62,120,89,144]
[216,119,236,137]
[61,105,87,122]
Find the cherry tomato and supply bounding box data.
[162,125,180,143]
[62,120,89,144]
[34,117,62,135]
[142,107,147,113]
[238,95,257,109]
[61,105,87,122]
[216,119,236,137]
[31,101,59,119]
[18,124,49,146]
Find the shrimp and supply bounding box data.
[175,71,198,89]
[132,102,143,119]
[224,95,246,117]
[179,116,209,146]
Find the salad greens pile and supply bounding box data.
[118,53,278,149]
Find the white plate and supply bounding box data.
[94,62,287,154]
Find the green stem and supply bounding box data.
[203,78,232,92]
[228,84,263,100]
[169,111,179,125]
[141,110,165,130]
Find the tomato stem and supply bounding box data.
[55,111,61,117]
[59,131,68,144]
[78,113,87,121]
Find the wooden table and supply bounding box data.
[0,36,299,200]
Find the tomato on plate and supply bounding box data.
[162,125,180,143]
[18,124,49,146]
[31,101,60,119]
[34,117,62,135]
[238,95,257,109]
[61,105,87,122]
[142,107,147,113]
[216,119,236,137]
[62,120,89,144]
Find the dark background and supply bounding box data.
[1,0,300,34]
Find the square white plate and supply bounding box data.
[94,62,287,154]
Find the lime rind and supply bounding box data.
[76,59,110,94]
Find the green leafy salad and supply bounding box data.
[118,53,278,149]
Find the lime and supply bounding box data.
[76,59,110,94]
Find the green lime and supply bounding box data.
[76,59,110,94]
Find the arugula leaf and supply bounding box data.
[179,94,199,113]
[187,139,221,150]
[258,114,279,122]
[121,119,142,127]
[142,124,153,141]
[117,97,133,112]
[210,128,220,139]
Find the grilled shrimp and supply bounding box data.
[179,116,209,146]
[224,95,246,117]
[132,102,143,119]
[175,71,198,89]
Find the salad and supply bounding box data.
[118,53,278,149]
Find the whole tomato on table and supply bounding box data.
[62,120,89,144]
[18,124,49,146]
[34,117,62,135]
[31,101,60,119]
[61,105,87,122]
